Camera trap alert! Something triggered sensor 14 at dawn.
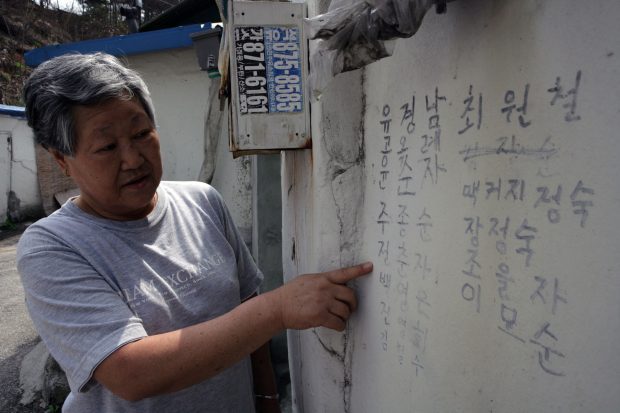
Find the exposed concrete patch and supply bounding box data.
[19,341,70,409]
[18,341,47,405]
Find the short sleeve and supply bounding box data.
[17,227,147,393]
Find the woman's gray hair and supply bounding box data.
[23,52,156,156]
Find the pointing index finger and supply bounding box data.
[327,262,373,284]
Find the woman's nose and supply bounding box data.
[120,142,144,170]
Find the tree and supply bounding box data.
[142,0,184,23]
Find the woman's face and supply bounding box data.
[53,97,163,221]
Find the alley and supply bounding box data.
[0,226,40,412]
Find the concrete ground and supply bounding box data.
[0,223,44,413]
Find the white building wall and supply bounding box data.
[284,0,620,412]
[0,114,41,223]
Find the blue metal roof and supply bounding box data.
[0,104,26,119]
[25,23,211,67]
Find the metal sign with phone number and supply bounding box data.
[234,26,303,115]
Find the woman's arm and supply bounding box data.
[93,262,372,401]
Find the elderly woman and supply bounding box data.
[17,53,372,413]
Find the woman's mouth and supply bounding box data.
[123,174,150,189]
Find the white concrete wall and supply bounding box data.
[284,0,620,412]
[0,114,41,223]
[210,132,253,243]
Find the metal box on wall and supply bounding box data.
[227,1,310,156]
[191,26,222,78]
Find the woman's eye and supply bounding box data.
[135,129,151,139]
[97,144,116,153]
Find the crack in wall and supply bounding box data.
[343,68,366,413]
[347,69,367,413]
[11,159,37,176]
[312,328,352,412]
[312,329,345,363]
[318,68,367,413]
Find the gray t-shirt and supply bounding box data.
[17,181,263,412]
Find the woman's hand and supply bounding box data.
[273,262,373,331]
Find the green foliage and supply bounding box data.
[44,404,61,413]
[0,217,17,231]
[1,0,184,106]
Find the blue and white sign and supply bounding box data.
[228,0,309,153]
[234,25,303,115]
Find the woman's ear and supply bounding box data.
[50,149,70,177]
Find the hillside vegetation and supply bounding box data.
[0,0,175,106]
